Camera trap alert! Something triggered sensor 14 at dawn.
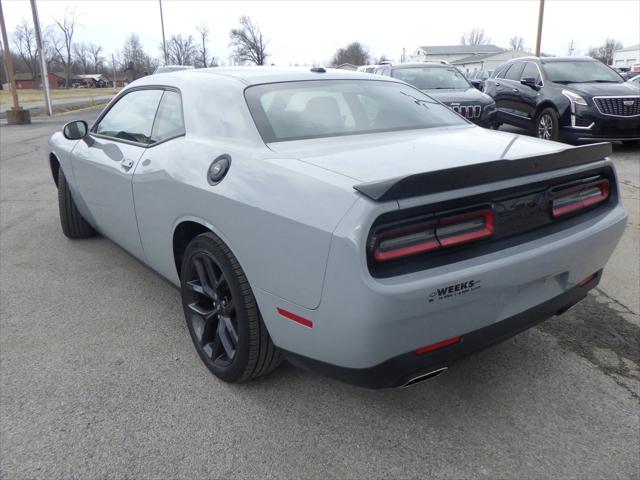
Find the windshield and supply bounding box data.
[543,61,623,84]
[245,80,467,143]
[391,67,471,90]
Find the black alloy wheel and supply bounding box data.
[181,232,282,383]
[183,251,239,369]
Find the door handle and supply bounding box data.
[121,159,135,171]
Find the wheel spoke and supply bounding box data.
[217,315,237,360]
[193,256,218,299]
[189,306,218,347]
[188,302,217,320]
[186,280,205,295]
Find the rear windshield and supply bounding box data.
[543,60,623,84]
[392,67,471,90]
[245,80,467,143]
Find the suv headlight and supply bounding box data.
[562,89,588,106]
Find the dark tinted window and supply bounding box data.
[494,65,509,78]
[96,89,163,144]
[521,62,541,83]
[392,66,470,89]
[245,80,467,143]
[151,91,185,142]
[505,63,525,81]
[543,60,623,83]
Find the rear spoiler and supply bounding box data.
[353,142,612,202]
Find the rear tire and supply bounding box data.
[57,168,96,239]
[181,232,282,383]
[534,107,559,141]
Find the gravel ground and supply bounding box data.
[1,109,638,479]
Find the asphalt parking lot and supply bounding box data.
[1,109,638,479]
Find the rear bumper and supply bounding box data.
[284,272,599,388]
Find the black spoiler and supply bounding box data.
[353,142,612,202]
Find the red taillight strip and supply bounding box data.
[372,209,495,262]
[373,239,439,262]
[551,179,610,218]
[415,336,461,355]
[277,308,313,328]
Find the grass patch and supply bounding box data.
[0,88,118,105]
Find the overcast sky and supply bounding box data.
[3,0,639,65]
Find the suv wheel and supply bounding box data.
[535,108,559,141]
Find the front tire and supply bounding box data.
[57,168,96,239]
[535,107,559,141]
[181,232,282,383]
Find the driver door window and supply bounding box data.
[95,89,163,144]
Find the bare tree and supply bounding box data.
[195,23,216,68]
[460,28,491,46]
[73,42,90,73]
[587,38,623,65]
[166,34,196,65]
[330,41,370,67]
[122,34,158,79]
[12,21,38,78]
[509,36,525,51]
[229,16,268,65]
[88,43,103,72]
[567,39,576,56]
[53,7,80,87]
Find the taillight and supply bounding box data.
[371,209,495,262]
[551,179,610,218]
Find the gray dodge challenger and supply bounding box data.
[48,67,627,388]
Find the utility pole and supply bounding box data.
[29,0,52,116]
[535,0,545,57]
[159,0,168,65]
[0,0,30,123]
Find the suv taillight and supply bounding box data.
[551,179,610,218]
[371,209,495,262]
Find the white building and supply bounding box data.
[612,44,639,68]
[410,44,503,64]
[452,50,534,74]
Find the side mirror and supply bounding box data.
[63,120,88,140]
[521,77,539,89]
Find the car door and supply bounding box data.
[490,65,511,118]
[131,89,190,282]
[72,88,164,259]
[500,62,527,125]
[513,62,543,121]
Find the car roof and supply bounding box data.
[390,62,453,70]
[146,66,400,86]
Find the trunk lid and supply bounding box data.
[267,126,569,184]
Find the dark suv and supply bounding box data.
[374,62,497,128]
[484,56,640,144]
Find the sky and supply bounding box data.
[2,0,639,65]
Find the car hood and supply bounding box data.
[423,87,494,104]
[267,126,567,184]
[556,81,640,97]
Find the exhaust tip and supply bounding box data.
[401,367,449,388]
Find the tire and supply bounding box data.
[57,168,96,239]
[181,232,282,383]
[534,107,559,141]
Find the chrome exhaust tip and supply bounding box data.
[401,367,449,388]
